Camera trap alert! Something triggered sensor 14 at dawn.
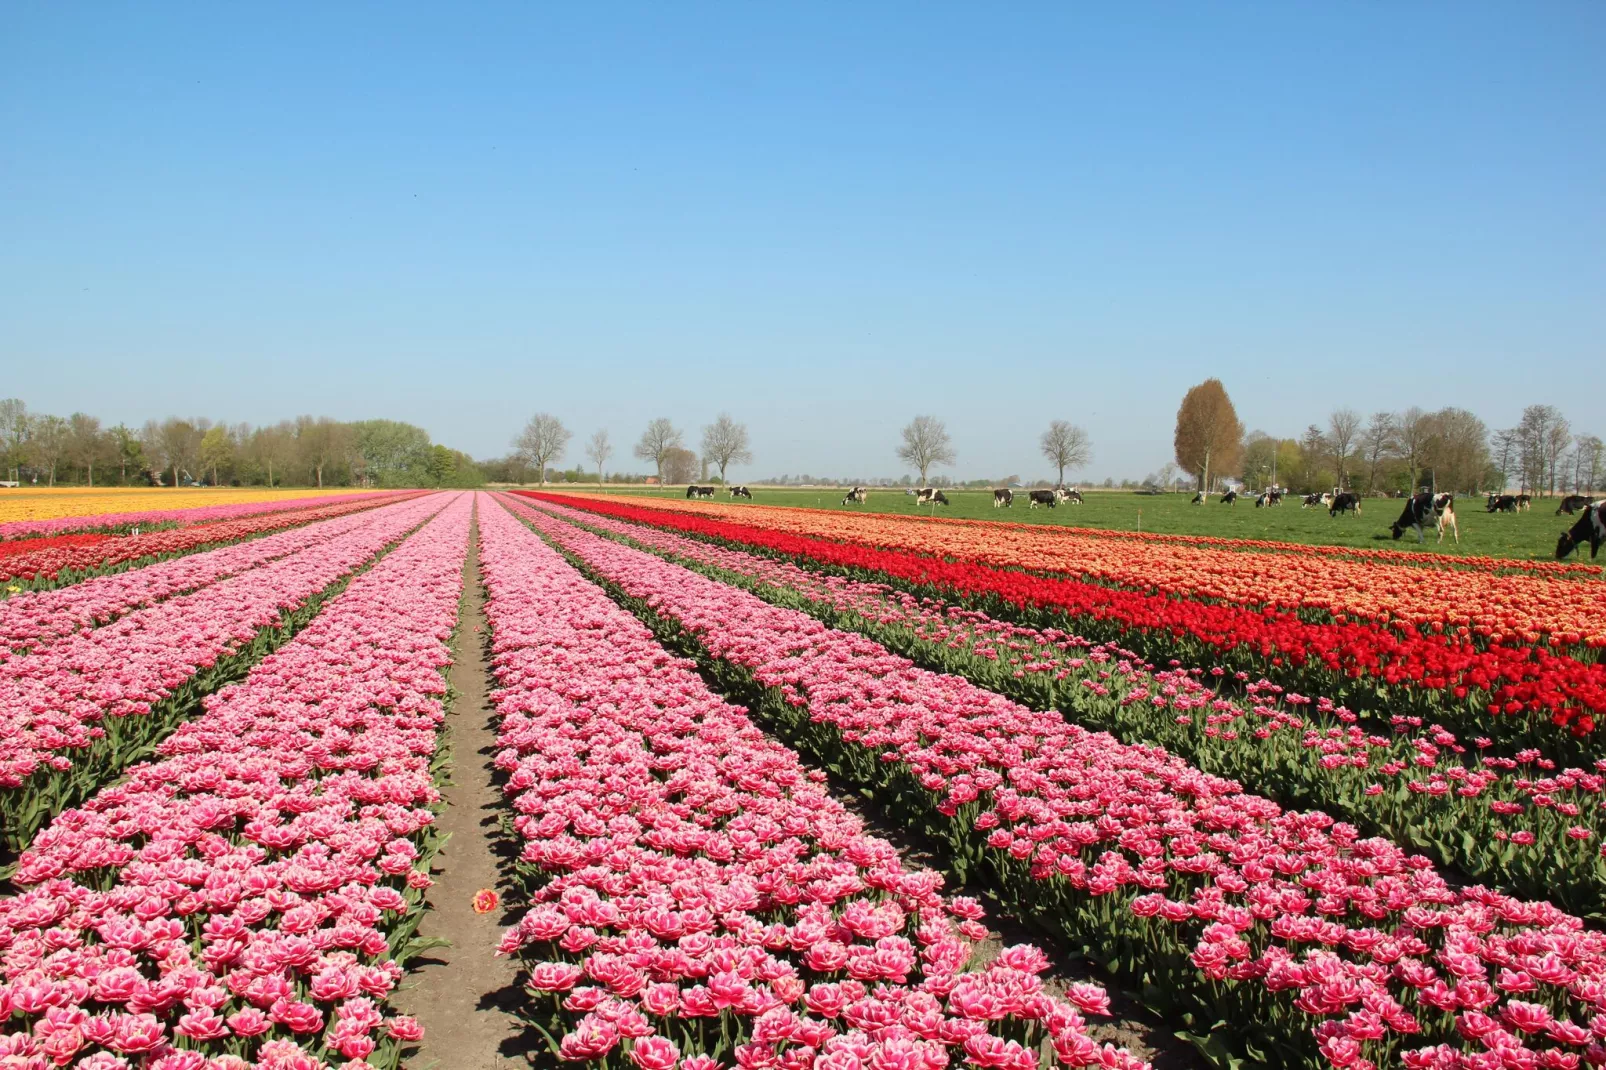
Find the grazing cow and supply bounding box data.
[686,485,715,499]
[729,485,752,499]
[1487,494,1518,514]
[1220,490,1238,506]
[1267,489,1283,506]
[1255,492,1267,507]
[1056,487,1084,505]
[1190,491,1204,505]
[993,488,1014,507]
[843,487,869,505]
[1028,489,1058,508]
[1302,494,1323,508]
[1390,492,1457,544]
[1557,502,1606,559]
[1516,494,1532,512]
[1558,495,1593,515]
[915,488,950,505]
[1329,492,1362,517]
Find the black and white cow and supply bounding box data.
[1558,495,1594,515]
[1266,489,1283,506]
[993,488,1014,507]
[1190,491,1204,505]
[1302,493,1326,508]
[1329,492,1362,517]
[1390,492,1457,544]
[915,488,949,506]
[1028,490,1058,509]
[1057,487,1084,505]
[1557,502,1606,560]
[1487,494,1519,514]
[1515,494,1532,512]
[843,487,869,505]
[1220,490,1238,506]
[728,485,752,499]
[686,485,715,499]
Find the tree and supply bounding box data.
[1423,408,1490,494]
[1395,407,1433,494]
[1517,405,1568,497]
[1327,408,1362,491]
[513,413,572,485]
[1295,425,1334,491]
[1577,434,1604,494]
[896,416,955,486]
[1038,420,1091,487]
[199,425,234,486]
[585,429,612,485]
[633,418,684,482]
[31,415,70,486]
[661,446,699,485]
[67,412,105,486]
[1490,428,1518,493]
[247,423,296,487]
[701,414,752,483]
[294,416,349,489]
[0,398,30,483]
[1239,432,1282,491]
[1359,412,1398,494]
[1172,379,1244,494]
[352,420,431,486]
[109,424,143,485]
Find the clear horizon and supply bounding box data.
[3,4,1602,484]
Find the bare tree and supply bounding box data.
[1544,414,1573,497]
[1424,408,1490,494]
[1359,412,1398,494]
[1327,408,1362,491]
[633,418,684,482]
[1039,420,1091,487]
[294,416,348,489]
[0,399,28,483]
[67,412,105,486]
[701,414,752,483]
[1490,428,1518,493]
[513,413,572,485]
[585,429,612,486]
[31,415,70,486]
[1395,407,1433,494]
[1173,379,1244,494]
[896,416,956,486]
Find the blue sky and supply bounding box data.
[2,3,1602,481]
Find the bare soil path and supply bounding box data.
[396,516,534,1068]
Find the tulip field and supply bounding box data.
[2,488,1604,1070]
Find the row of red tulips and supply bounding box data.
[521,496,1606,924]
[512,497,1606,1070]
[0,494,450,856]
[519,494,1606,752]
[0,493,471,1069]
[476,496,1148,1070]
[1,500,435,658]
[0,492,423,589]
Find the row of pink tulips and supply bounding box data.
[475,495,1146,1070]
[2,500,426,657]
[512,497,1606,1070]
[516,498,1606,923]
[0,493,471,1069]
[0,492,396,541]
[0,494,450,854]
[0,493,423,591]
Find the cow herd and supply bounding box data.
[678,483,1606,561]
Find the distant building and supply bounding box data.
[644,476,660,485]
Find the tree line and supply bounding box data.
[0,399,483,489]
[1172,380,1601,496]
[503,413,1095,489]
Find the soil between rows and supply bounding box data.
[395,516,533,1068]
